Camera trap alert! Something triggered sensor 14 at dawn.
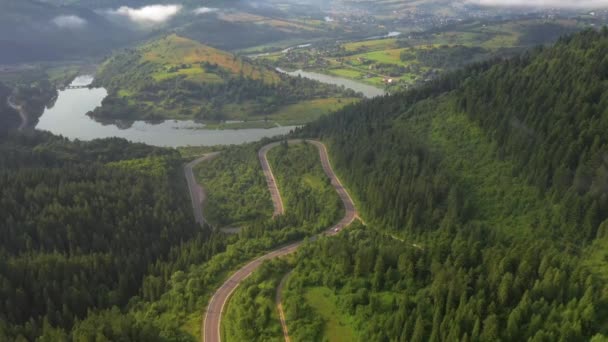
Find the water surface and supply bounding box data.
[36,78,296,147]
[276,68,385,98]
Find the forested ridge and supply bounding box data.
[0,132,211,340]
[287,28,608,341]
[0,135,354,341]
[302,28,608,243]
[4,27,608,342]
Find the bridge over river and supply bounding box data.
[64,85,90,90]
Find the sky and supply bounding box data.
[193,7,219,15]
[52,15,87,29]
[467,0,608,8]
[106,4,183,24]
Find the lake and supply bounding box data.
[276,68,386,98]
[36,76,297,147]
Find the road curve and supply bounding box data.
[184,152,220,227]
[202,140,358,342]
[7,96,27,131]
[259,143,285,217]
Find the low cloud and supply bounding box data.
[193,7,219,15]
[52,15,87,29]
[107,4,182,24]
[468,0,608,8]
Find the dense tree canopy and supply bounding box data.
[0,132,204,340]
[291,28,608,340]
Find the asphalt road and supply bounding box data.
[184,152,220,227]
[259,143,285,217]
[202,140,358,342]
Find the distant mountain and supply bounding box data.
[0,0,143,63]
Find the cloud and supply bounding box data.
[467,0,608,8]
[52,15,87,29]
[107,4,182,24]
[193,7,219,15]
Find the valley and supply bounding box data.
[1,1,608,341]
[259,17,590,91]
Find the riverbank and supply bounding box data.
[276,68,386,98]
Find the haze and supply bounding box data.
[469,0,608,8]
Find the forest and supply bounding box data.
[266,142,343,232]
[287,28,608,340]
[194,145,273,228]
[3,25,608,342]
[0,131,208,340]
[401,45,488,70]
[0,134,354,340]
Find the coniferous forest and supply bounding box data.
[0,132,213,340]
[288,28,608,341]
[2,26,608,342]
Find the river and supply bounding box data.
[276,68,385,98]
[35,76,297,147]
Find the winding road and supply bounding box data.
[259,143,285,217]
[200,139,358,342]
[184,152,220,227]
[7,96,27,131]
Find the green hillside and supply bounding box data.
[282,28,608,341]
[5,18,608,342]
[92,34,360,125]
[0,132,206,341]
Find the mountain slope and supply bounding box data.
[288,28,608,340]
[0,132,202,340]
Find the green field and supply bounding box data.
[268,97,360,124]
[343,38,398,52]
[349,48,409,66]
[199,97,359,128]
[303,287,358,342]
[328,68,365,79]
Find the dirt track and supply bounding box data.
[276,271,292,342]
